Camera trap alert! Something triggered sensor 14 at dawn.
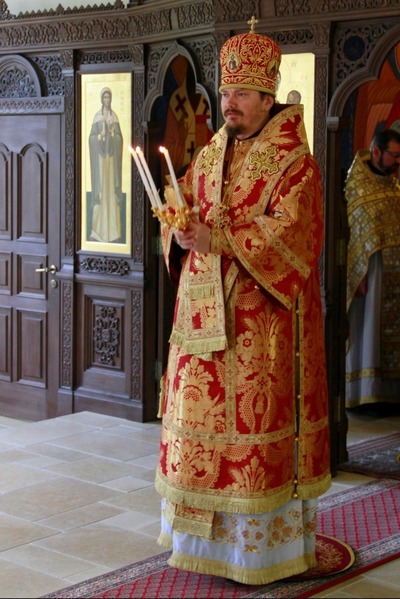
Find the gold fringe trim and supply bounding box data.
[155,472,295,515]
[155,470,331,519]
[297,473,331,500]
[167,549,317,586]
[157,530,172,548]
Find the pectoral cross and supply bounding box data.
[247,15,258,33]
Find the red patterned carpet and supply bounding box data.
[42,478,400,599]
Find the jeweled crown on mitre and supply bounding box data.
[219,16,281,96]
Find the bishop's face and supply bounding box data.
[220,88,274,140]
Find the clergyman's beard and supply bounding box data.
[226,124,245,138]
[378,156,398,176]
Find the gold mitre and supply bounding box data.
[219,16,281,96]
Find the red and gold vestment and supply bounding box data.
[155,104,331,540]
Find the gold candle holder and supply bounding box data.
[152,205,192,230]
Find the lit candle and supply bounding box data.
[159,146,184,208]
[129,146,157,209]
[135,146,163,209]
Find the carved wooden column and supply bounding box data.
[58,49,75,416]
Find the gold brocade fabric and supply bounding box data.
[346,150,400,308]
[156,104,331,537]
[345,150,400,377]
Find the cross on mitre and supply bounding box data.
[247,15,259,32]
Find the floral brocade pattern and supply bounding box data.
[212,503,317,551]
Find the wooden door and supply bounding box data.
[0,114,61,420]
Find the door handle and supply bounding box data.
[35,264,58,274]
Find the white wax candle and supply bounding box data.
[129,146,157,209]
[135,146,163,209]
[159,146,184,207]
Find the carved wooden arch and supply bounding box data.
[327,22,400,129]
[0,54,42,98]
[143,41,214,127]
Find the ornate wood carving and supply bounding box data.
[93,304,121,368]
[185,36,217,98]
[63,56,75,259]
[79,48,133,65]
[79,256,130,275]
[131,44,145,264]
[0,96,63,112]
[332,20,397,89]
[31,55,64,96]
[131,288,142,399]
[275,0,400,17]
[61,282,73,388]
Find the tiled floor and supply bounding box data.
[0,407,399,598]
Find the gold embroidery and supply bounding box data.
[249,146,279,179]
[197,142,223,176]
[189,284,215,299]
[207,203,232,228]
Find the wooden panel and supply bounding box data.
[0,252,11,294]
[78,286,127,395]
[17,254,47,297]
[73,279,148,421]
[0,307,11,380]
[18,144,47,241]
[16,309,46,387]
[0,143,11,239]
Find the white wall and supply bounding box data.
[6,1,124,15]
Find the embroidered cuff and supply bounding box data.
[210,227,232,256]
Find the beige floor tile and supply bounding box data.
[362,558,400,585]
[0,462,59,493]
[0,418,96,446]
[121,463,158,482]
[21,441,89,462]
[135,519,162,539]
[101,423,161,442]
[0,513,57,551]
[0,559,66,598]
[36,526,165,568]
[0,447,44,463]
[101,475,155,491]
[104,484,162,517]
[43,455,147,483]
[57,412,135,428]
[1,544,98,578]
[49,429,157,461]
[62,563,112,584]
[0,477,122,520]
[96,508,161,531]
[127,453,160,469]
[330,577,400,598]
[37,503,126,531]
[0,415,30,428]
